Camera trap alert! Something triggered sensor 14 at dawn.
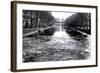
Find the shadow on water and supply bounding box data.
[64,27,88,41]
[39,27,56,36]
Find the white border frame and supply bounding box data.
[16,3,97,70]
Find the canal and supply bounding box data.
[23,23,91,62]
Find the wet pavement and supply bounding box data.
[23,23,91,62]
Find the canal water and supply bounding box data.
[23,23,91,62]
